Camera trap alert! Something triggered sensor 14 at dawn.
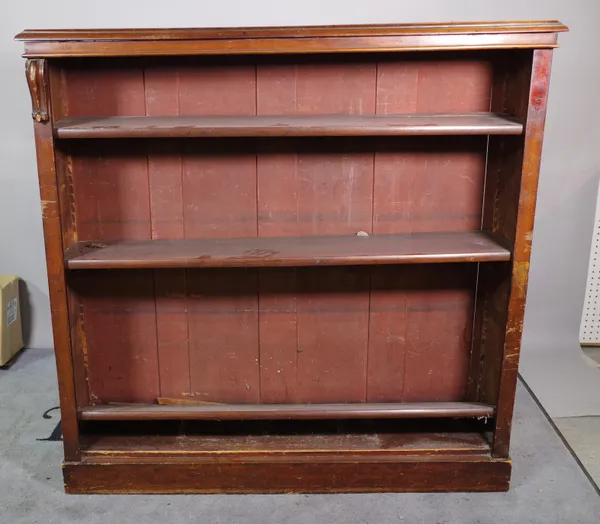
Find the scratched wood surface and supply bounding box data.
[61,55,492,404]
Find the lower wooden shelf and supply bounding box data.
[80,430,491,457]
[79,402,495,421]
[67,431,509,493]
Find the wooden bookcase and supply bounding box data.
[17,21,567,493]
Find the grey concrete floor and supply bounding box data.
[1,348,600,524]
[555,416,600,486]
[521,342,600,490]
[551,346,600,488]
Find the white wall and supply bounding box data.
[1,1,598,372]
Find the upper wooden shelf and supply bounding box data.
[16,21,567,57]
[54,113,522,139]
[65,231,510,270]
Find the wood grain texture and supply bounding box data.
[64,231,511,269]
[63,456,511,493]
[54,113,523,138]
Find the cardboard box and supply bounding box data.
[0,275,24,365]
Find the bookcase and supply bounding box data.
[17,20,567,493]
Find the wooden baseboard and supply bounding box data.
[63,455,511,494]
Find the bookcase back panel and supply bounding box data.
[65,136,486,241]
[64,135,485,405]
[59,54,491,406]
[71,265,475,404]
[57,54,494,118]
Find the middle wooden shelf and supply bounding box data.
[64,230,510,269]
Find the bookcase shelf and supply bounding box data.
[65,231,510,269]
[54,113,523,139]
[79,401,495,421]
[79,430,492,459]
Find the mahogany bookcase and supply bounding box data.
[17,21,567,493]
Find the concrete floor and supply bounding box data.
[555,416,600,486]
[550,346,600,488]
[1,348,600,524]
[521,342,600,488]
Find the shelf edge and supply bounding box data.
[79,402,495,421]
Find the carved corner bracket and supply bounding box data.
[26,59,49,123]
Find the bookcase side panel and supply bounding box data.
[29,59,80,459]
[471,49,552,457]
[493,49,553,457]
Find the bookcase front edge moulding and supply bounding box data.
[17,20,567,494]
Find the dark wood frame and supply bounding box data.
[17,20,567,493]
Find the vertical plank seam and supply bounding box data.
[254,62,259,239]
[365,61,379,401]
[255,62,262,402]
[401,284,409,401]
[480,59,495,227]
[404,62,417,398]
[176,70,192,398]
[294,267,299,401]
[294,65,300,400]
[142,66,162,398]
